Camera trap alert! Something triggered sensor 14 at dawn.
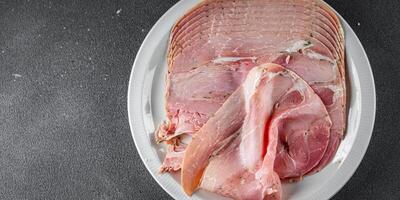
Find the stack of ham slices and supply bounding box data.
[156,0,346,199]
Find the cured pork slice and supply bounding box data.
[169,0,344,72]
[160,140,187,172]
[181,64,331,199]
[273,50,345,175]
[158,0,345,175]
[156,59,256,142]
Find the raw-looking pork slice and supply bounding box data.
[158,0,345,174]
[181,64,331,199]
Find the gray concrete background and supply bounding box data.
[0,0,399,199]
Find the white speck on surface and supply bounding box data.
[61,74,64,78]
[141,29,145,32]
[75,41,79,45]
[116,9,122,15]
[63,26,66,30]
[285,40,313,52]
[88,57,92,61]
[1,50,4,54]
[357,22,361,26]
[12,74,22,78]
[87,28,90,32]
[103,77,107,80]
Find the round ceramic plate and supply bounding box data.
[127,1,376,199]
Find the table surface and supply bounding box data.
[1,0,399,199]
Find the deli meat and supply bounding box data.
[157,0,346,189]
[181,64,332,199]
[156,59,256,142]
[274,51,345,174]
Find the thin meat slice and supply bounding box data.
[156,59,256,143]
[159,0,345,176]
[181,64,331,199]
[274,50,345,174]
[169,0,344,71]
[160,140,187,173]
[161,0,344,138]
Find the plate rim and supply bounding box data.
[127,0,376,199]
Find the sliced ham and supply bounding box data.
[158,0,345,182]
[159,139,187,173]
[181,64,331,199]
[168,0,344,71]
[273,50,345,174]
[156,59,256,142]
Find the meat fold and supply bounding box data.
[159,139,187,173]
[181,64,332,199]
[273,49,345,174]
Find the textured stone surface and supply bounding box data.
[0,0,399,199]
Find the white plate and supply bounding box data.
[127,1,376,199]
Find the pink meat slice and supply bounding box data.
[159,140,187,173]
[181,64,331,199]
[169,0,344,71]
[156,59,256,142]
[274,50,345,174]
[158,0,345,174]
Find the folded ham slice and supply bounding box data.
[157,0,345,180]
[274,51,345,175]
[181,64,331,199]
